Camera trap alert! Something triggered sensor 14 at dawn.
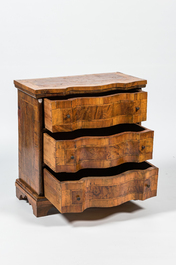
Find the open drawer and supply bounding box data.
[44,89,147,132]
[44,161,159,213]
[43,124,154,173]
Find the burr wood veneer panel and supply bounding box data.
[43,124,154,173]
[44,162,158,213]
[44,90,147,132]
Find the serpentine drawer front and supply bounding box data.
[44,89,147,132]
[44,162,158,213]
[14,72,159,217]
[43,124,154,172]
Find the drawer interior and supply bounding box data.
[46,123,146,140]
[44,161,152,182]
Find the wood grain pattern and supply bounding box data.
[44,162,158,213]
[15,72,159,217]
[16,179,54,217]
[44,90,147,132]
[18,90,43,195]
[14,72,147,98]
[43,125,154,173]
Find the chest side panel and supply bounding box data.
[18,91,43,195]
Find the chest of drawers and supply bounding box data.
[14,72,158,217]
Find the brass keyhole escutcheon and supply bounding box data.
[76,195,80,201]
[145,183,150,188]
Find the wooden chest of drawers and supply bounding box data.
[14,72,158,217]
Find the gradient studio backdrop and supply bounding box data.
[0,1,176,265]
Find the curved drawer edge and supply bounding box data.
[43,126,154,173]
[43,162,158,213]
[44,90,147,132]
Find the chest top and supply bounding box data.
[14,72,147,98]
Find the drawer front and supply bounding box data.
[43,162,158,213]
[44,91,147,132]
[43,126,154,173]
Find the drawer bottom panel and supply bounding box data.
[44,162,158,213]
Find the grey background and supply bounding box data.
[0,1,176,264]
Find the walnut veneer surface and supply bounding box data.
[14,72,147,98]
[44,90,147,132]
[43,125,153,173]
[14,72,158,217]
[44,162,158,213]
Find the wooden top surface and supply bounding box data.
[14,72,147,98]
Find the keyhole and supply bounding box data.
[145,183,150,188]
[76,195,80,201]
